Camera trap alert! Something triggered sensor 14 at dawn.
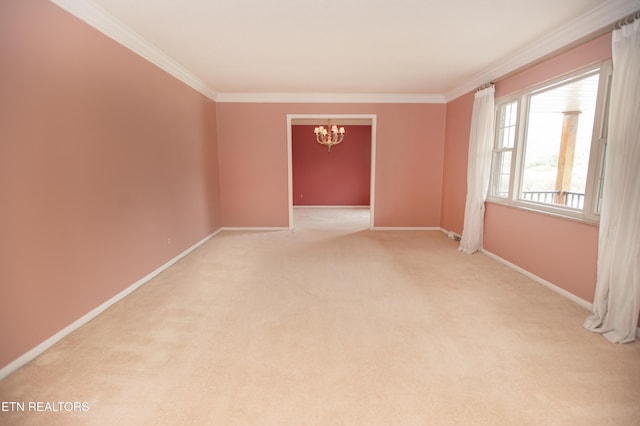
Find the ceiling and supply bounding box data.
[53,0,638,101]
[530,71,601,113]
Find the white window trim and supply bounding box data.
[487,60,612,225]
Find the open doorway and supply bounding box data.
[287,114,376,230]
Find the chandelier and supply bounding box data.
[313,121,345,152]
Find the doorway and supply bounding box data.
[287,114,376,230]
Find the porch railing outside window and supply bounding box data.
[521,191,584,209]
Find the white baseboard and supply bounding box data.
[0,229,221,381]
[481,248,593,311]
[466,232,640,341]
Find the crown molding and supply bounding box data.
[50,0,442,104]
[214,93,445,104]
[50,0,217,101]
[51,0,638,105]
[443,0,640,102]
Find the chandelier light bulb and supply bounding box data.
[313,121,345,152]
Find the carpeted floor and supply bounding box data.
[1,208,639,425]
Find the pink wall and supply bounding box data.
[484,204,599,302]
[217,103,446,228]
[440,92,474,235]
[0,1,222,369]
[441,32,612,304]
[495,33,612,99]
[292,125,371,206]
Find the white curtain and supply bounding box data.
[459,86,495,254]
[584,19,640,343]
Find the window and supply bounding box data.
[488,61,611,222]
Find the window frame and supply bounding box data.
[487,60,612,224]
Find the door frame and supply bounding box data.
[287,114,377,230]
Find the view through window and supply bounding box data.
[489,61,610,222]
[520,72,600,210]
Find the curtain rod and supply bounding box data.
[475,82,495,92]
[615,10,640,29]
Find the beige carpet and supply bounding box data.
[1,208,639,425]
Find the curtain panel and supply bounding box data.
[459,86,495,254]
[584,19,640,343]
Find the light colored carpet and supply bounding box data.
[1,208,639,425]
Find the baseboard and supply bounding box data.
[372,226,441,231]
[0,229,221,381]
[480,244,640,341]
[481,248,593,311]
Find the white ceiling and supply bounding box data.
[53,0,639,101]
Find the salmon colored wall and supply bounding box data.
[292,125,371,206]
[495,32,612,99]
[440,92,474,235]
[441,32,612,304]
[217,103,446,228]
[484,204,599,302]
[0,1,222,369]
